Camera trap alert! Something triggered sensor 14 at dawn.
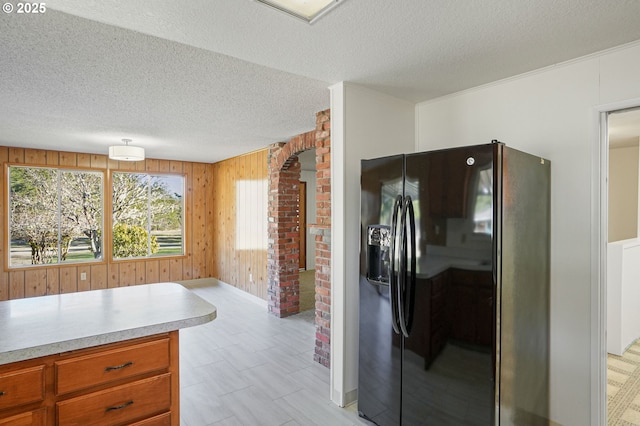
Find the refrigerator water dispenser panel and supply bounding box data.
[366,225,391,284]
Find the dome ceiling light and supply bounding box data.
[108,138,145,161]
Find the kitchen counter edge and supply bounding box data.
[0,282,217,365]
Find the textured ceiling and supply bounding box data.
[1,0,640,163]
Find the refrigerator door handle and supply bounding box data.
[398,196,416,338]
[389,195,403,335]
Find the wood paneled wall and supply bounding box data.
[0,147,213,301]
[208,149,268,300]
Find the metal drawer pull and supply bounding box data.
[106,400,134,412]
[0,391,5,396]
[105,361,134,371]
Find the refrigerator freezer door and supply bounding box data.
[359,155,404,425]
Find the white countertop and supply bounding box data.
[0,282,217,365]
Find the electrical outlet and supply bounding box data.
[80,272,87,281]
[249,273,253,282]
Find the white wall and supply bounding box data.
[608,145,638,242]
[415,41,640,426]
[607,239,640,356]
[301,169,317,269]
[330,82,415,406]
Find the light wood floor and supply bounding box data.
[178,278,367,426]
[299,269,315,312]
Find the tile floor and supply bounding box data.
[178,278,369,426]
[608,340,640,425]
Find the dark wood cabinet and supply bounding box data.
[428,271,449,362]
[404,267,494,369]
[449,268,494,347]
[450,283,477,342]
[405,270,450,368]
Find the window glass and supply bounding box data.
[473,168,493,235]
[8,166,103,267]
[112,172,184,259]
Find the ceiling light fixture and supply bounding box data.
[109,138,145,161]
[254,0,344,24]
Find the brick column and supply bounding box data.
[266,109,331,367]
[313,109,331,367]
[267,143,301,317]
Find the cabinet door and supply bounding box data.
[404,278,430,358]
[428,271,449,360]
[0,365,45,410]
[450,283,476,342]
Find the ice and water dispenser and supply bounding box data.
[366,225,391,285]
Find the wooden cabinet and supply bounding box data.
[0,365,46,426]
[0,366,45,411]
[0,409,46,426]
[428,271,449,362]
[449,268,494,347]
[0,332,178,425]
[403,267,495,368]
[55,338,170,396]
[56,374,171,426]
[404,270,450,368]
[129,413,171,426]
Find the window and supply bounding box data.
[112,172,184,259]
[380,177,422,257]
[8,165,104,267]
[472,167,493,235]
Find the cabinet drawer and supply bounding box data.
[130,412,172,426]
[0,408,46,426]
[56,373,171,426]
[0,365,45,410]
[55,338,170,395]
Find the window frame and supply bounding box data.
[5,163,107,270]
[108,170,187,263]
[469,164,494,239]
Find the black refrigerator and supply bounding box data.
[358,142,550,425]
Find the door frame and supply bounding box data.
[594,97,640,426]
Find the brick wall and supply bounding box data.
[267,109,332,368]
[312,109,331,368]
[267,142,303,317]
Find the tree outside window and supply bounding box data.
[8,166,103,266]
[112,172,184,259]
[8,166,185,268]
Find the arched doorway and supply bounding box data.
[267,109,331,367]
